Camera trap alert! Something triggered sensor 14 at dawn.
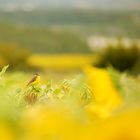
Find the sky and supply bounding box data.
[0,0,140,10]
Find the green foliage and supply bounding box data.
[0,65,9,77]
[0,43,30,70]
[96,45,140,72]
[107,67,122,91]
[0,65,94,111]
[0,65,140,139]
[131,57,140,75]
[24,76,94,106]
[108,67,140,108]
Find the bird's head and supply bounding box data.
[35,73,40,76]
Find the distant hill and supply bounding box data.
[0,10,139,54]
[0,0,139,54]
[0,0,140,11]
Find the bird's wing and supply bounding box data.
[26,76,36,86]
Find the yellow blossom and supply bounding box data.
[84,65,122,118]
[0,123,15,140]
[21,102,86,140]
[84,108,140,140]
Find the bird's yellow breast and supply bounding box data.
[32,76,40,85]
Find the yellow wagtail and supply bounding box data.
[27,73,40,87]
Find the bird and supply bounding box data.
[26,73,40,87]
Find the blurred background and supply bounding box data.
[0,1,140,140]
[0,0,140,74]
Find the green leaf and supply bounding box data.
[54,88,61,94]
[0,65,9,77]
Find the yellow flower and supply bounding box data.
[0,123,15,140]
[84,65,122,118]
[21,102,86,140]
[83,108,140,140]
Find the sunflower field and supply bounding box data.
[0,64,140,140]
